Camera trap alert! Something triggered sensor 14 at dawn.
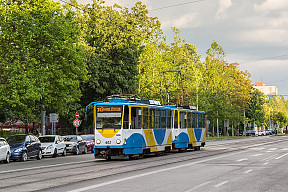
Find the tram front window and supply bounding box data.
[96,106,122,129]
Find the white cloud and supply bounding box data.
[237,29,288,45]
[216,0,232,18]
[161,13,198,29]
[254,0,288,11]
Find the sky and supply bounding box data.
[73,0,288,96]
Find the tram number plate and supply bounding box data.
[105,141,111,144]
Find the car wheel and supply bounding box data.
[62,148,67,156]
[73,147,79,155]
[21,151,28,162]
[4,153,10,164]
[52,149,57,158]
[36,150,42,160]
[83,146,87,154]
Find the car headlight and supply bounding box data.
[116,139,121,144]
[96,139,101,144]
[47,145,53,150]
[14,148,23,153]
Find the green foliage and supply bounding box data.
[0,0,88,125]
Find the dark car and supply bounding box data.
[6,135,42,162]
[63,135,87,155]
[80,134,94,152]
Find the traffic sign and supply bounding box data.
[73,119,81,127]
[76,111,79,119]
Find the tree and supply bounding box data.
[0,0,88,131]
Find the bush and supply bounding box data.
[0,130,19,138]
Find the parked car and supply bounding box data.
[258,130,266,136]
[6,135,42,162]
[63,135,87,155]
[39,135,66,157]
[246,130,258,136]
[265,130,272,135]
[80,134,94,152]
[0,137,11,163]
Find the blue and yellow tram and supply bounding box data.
[86,95,206,159]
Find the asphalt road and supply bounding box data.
[1,136,288,192]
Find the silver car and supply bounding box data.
[0,137,11,163]
[39,135,66,157]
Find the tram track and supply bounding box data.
[1,136,287,192]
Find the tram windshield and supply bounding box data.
[96,106,122,129]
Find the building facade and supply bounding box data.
[253,82,278,97]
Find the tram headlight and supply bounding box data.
[96,139,101,144]
[116,139,121,144]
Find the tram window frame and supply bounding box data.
[123,105,129,129]
[161,110,166,129]
[193,112,197,128]
[180,111,186,129]
[167,110,172,129]
[203,114,206,128]
[131,107,142,129]
[143,107,149,129]
[187,112,192,128]
[174,110,179,129]
[149,108,155,129]
[155,109,161,129]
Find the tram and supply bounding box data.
[86,94,206,160]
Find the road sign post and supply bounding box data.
[73,112,81,135]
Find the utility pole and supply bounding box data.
[41,104,46,136]
[217,111,219,137]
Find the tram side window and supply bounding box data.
[155,109,160,129]
[199,113,203,128]
[167,110,172,129]
[143,108,149,129]
[193,113,198,128]
[174,111,178,129]
[180,112,186,129]
[131,107,142,129]
[149,108,154,129]
[123,106,129,129]
[188,112,192,128]
[161,110,166,129]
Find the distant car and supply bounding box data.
[265,130,273,135]
[39,135,66,157]
[246,130,258,136]
[0,137,11,163]
[63,135,87,155]
[6,135,42,161]
[258,130,266,136]
[80,134,94,152]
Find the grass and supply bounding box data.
[206,136,246,141]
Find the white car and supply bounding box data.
[39,135,66,157]
[0,137,11,163]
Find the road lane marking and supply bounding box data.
[275,153,288,160]
[252,154,263,157]
[244,169,252,174]
[269,148,277,151]
[67,150,247,192]
[281,148,288,151]
[0,159,98,174]
[184,181,212,192]
[262,154,278,161]
[214,181,228,188]
[237,158,248,162]
[263,162,269,165]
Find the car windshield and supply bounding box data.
[39,137,55,143]
[63,136,77,142]
[6,135,26,144]
[81,135,94,141]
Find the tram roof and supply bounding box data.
[86,98,205,114]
